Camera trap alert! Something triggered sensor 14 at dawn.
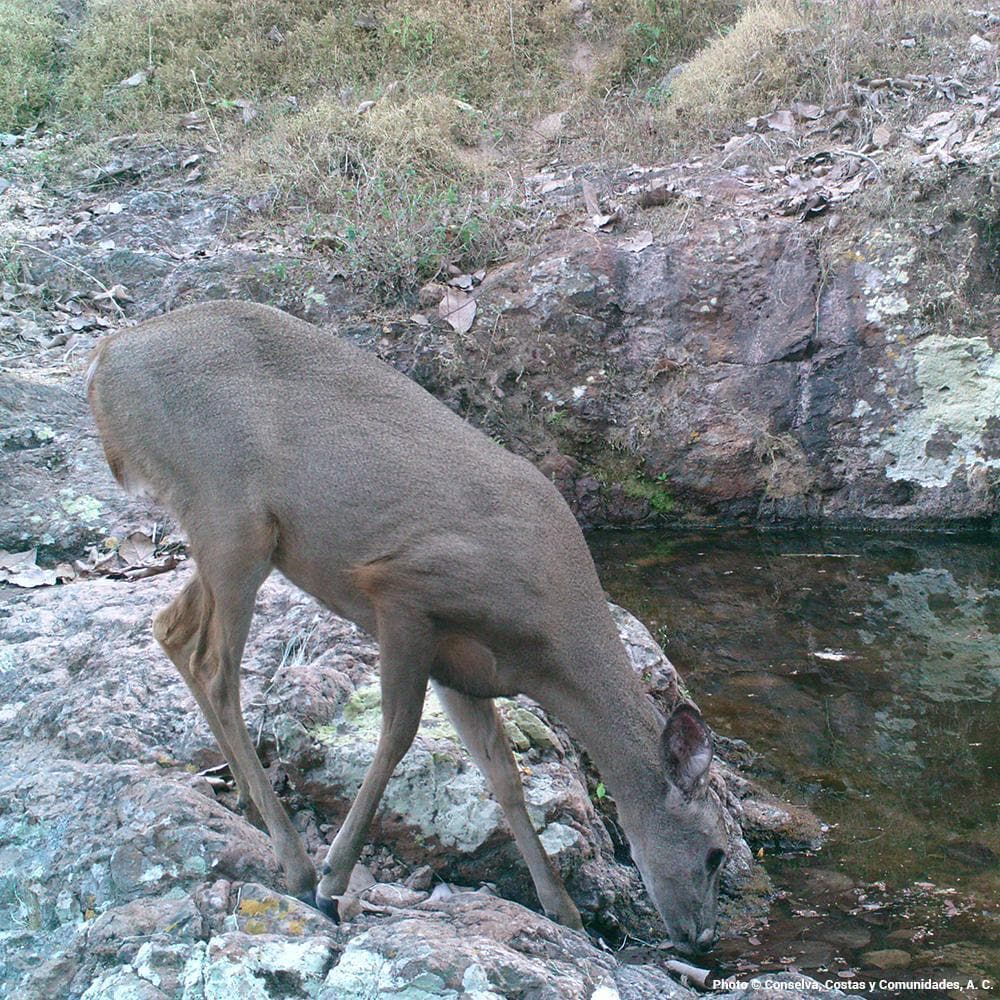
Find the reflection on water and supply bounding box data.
[589,530,999,997]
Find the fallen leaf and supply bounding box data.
[0,548,58,588]
[581,177,602,217]
[765,110,796,133]
[179,110,208,130]
[538,175,571,195]
[438,287,476,334]
[0,548,36,572]
[872,124,895,148]
[619,230,654,253]
[591,211,620,230]
[118,530,156,565]
[921,110,954,129]
[792,101,823,120]
[118,69,148,88]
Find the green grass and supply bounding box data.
[57,0,569,130]
[622,472,676,516]
[0,0,61,130]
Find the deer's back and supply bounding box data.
[88,301,602,634]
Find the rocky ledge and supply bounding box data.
[1,558,832,998]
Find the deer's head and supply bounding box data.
[626,703,728,956]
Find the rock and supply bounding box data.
[0,560,814,996]
[380,203,1000,529]
[861,948,911,970]
[232,883,343,938]
[820,922,872,951]
[361,882,429,908]
[318,893,694,1000]
[406,865,436,891]
[800,868,855,894]
[737,798,826,850]
[0,375,158,561]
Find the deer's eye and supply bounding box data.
[706,848,726,874]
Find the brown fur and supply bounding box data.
[87,300,727,952]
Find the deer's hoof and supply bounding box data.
[296,887,339,923]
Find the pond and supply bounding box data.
[589,529,999,999]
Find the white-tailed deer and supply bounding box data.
[87,301,727,954]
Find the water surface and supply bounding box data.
[589,530,998,997]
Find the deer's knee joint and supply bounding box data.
[189,648,223,690]
[153,606,186,652]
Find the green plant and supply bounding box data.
[622,472,676,516]
[0,0,61,129]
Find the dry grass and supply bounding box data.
[589,0,747,87]
[660,0,979,137]
[59,0,575,128]
[0,1,62,130]
[227,92,513,297]
[6,0,989,297]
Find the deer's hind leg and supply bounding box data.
[432,682,584,930]
[154,573,257,817]
[154,542,317,902]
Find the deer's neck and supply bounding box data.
[536,624,665,822]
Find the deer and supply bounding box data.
[86,300,729,956]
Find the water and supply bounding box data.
[589,529,999,997]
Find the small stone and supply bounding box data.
[363,883,428,908]
[862,949,911,970]
[802,868,855,893]
[405,865,435,892]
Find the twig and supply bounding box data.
[664,959,713,989]
[17,243,126,317]
[189,70,224,152]
[507,1,517,68]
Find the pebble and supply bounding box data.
[862,949,911,970]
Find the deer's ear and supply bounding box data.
[661,703,713,796]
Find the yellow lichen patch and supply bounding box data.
[286,919,306,936]
[238,897,279,916]
[243,918,267,935]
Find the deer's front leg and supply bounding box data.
[316,609,432,907]
[432,682,584,930]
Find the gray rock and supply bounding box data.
[317,893,694,1000]
[0,564,806,997]
[0,374,158,561]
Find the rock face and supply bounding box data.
[4,128,998,534]
[383,198,1000,529]
[0,374,162,560]
[0,559,826,998]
